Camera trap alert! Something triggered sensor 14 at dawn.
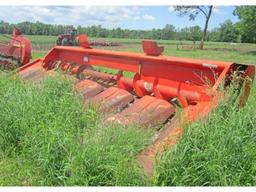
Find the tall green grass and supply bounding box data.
[0,71,256,186]
[0,72,152,186]
[154,85,256,186]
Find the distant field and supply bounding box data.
[27,35,256,65]
[1,34,255,64]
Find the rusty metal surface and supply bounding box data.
[89,87,134,112]
[19,67,62,83]
[19,68,47,81]
[74,79,104,101]
[108,95,175,128]
[80,69,117,87]
[0,56,19,70]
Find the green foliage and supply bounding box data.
[0,20,69,36]
[207,19,242,43]
[207,27,221,42]
[65,124,151,186]
[174,6,212,20]
[234,6,256,43]
[189,26,202,41]
[219,20,240,42]
[0,20,184,40]
[154,87,256,186]
[0,155,44,185]
[174,6,213,49]
[161,24,176,40]
[0,72,152,186]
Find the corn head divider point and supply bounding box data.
[1,29,255,176]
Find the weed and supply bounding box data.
[0,72,152,186]
[154,85,256,186]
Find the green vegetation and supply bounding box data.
[234,6,256,43]
[0,20,247,43]
[1,65,256,186]
[173,6,213,49]
[32,52,45,59]
[163,46,256,65]
[0,73,152,186]
[154,86,256,186]
[0,13,256,184]
[19,35,255,65]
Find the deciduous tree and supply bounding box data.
[233,6,256,43]
[174,6,213,49]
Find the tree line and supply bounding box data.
[0,6,255,44]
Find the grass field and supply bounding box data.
[0,74,152,186]
[0,35,256,186]
[28,35,256,65]
[1,33,256,64]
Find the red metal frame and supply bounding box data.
[19,41,255,175]
[21,45,244,106]
[0,27,31,66]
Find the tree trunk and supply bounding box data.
[199,6,213,50]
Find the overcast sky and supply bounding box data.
[0,6,239,30]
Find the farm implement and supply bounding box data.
[17,37,255,175]
[56,28,120,47]
[0,28,31,70]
